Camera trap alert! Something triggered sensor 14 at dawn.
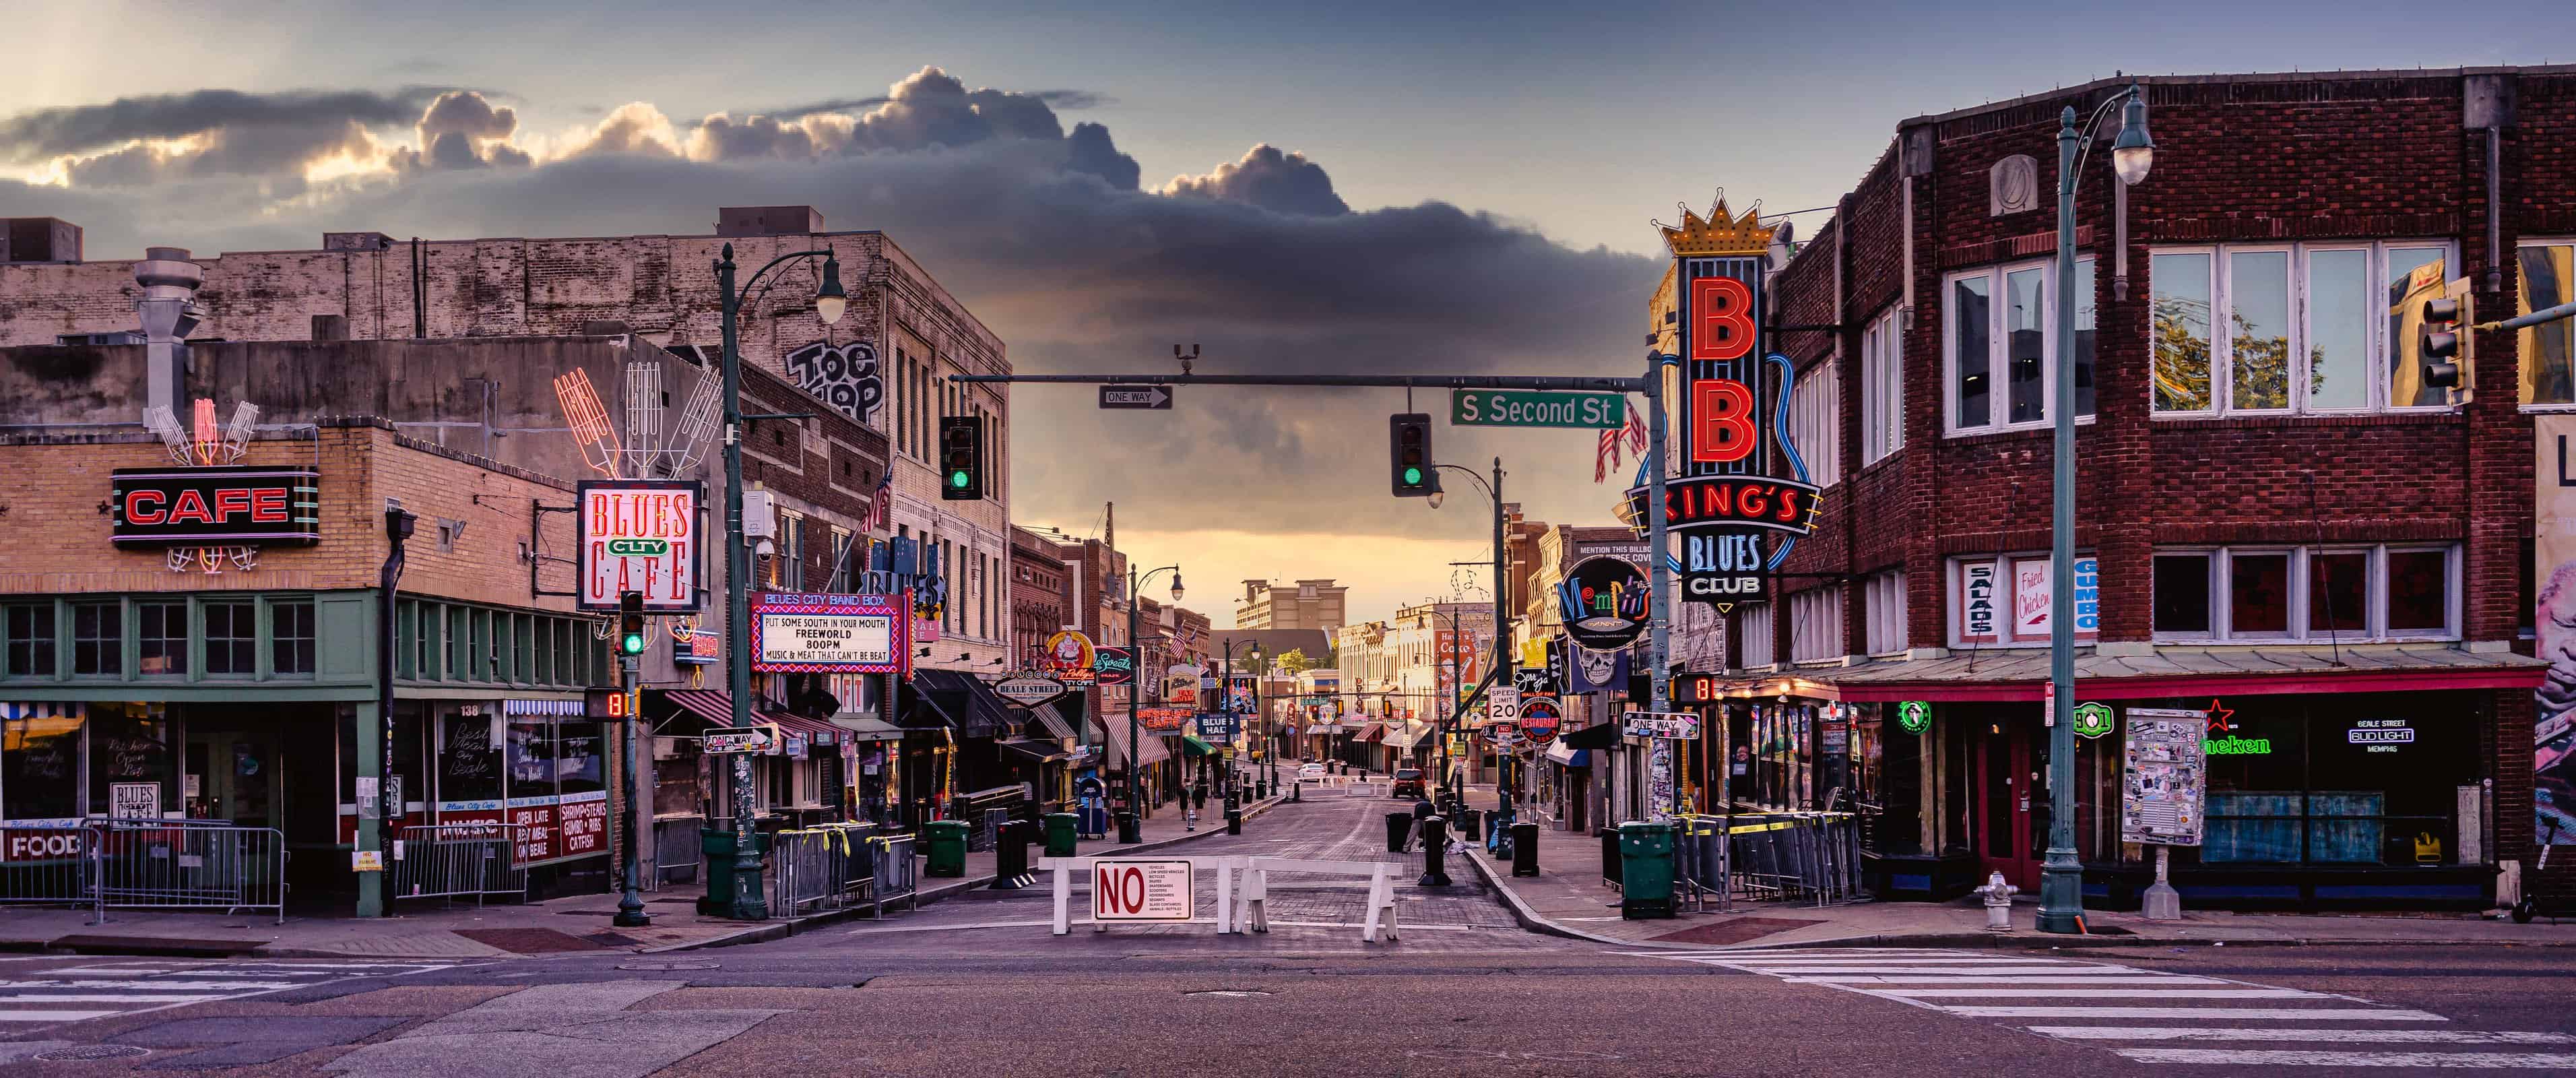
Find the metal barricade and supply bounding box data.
[388,822,526,908]
[1673,815,1728,913]
[92,819,286,924]
[0,826,95,911]
[867,834,918,918]
[653,816,703,887]
[1716,812,1869,907]
[769,829,839,916]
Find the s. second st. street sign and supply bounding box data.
[1450,389,1624,429]
[1099,385,1173,410]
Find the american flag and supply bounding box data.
[1594,402,1647,482]
[867,469,892,531]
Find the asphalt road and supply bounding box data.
[1,798,2571,1076]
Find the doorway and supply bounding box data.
[185,732,279,827]
[1970,709,2051,890]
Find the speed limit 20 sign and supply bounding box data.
[1488,687,1520,724]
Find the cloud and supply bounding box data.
[393,90,529,170]
[0,64,1660,548]
[1162,144,1349,216]
[0,86,454,163]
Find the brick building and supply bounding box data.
[1235,579,1347,633]
[1008,526,1072,670]
[1665,67,2575,911]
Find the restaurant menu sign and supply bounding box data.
[750,592,909,674]
[2121,707,2208,847]
[577,480,703,612]
[110,466,320,546]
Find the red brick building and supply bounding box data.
[1681,67,2572,911]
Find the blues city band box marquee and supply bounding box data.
[1624,197,1824,612]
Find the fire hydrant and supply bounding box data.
[1976,871,2018,931]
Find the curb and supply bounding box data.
[651,794,1289,954]
[1458,844,1634,947]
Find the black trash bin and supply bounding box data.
[1417,817,1452,887]
[1599,828,1623,886]
[1455,808,1482,842]
[990,819,1033,890]
[1385,811,1413,853]
[1511,823,1541,877]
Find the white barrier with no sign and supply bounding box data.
[1232,858,1400,942]
[1039,856,1238,935]
[1039,855,1403,942]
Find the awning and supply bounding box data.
[1383,721,1431,750]
[1559,722,1623,751]
[909,669,1019,738]
[1180,734,1217,756]
[1100,721,1171,768]
[829,714,907,742]
[1355,722,1387,743]
[1545,742,1591,767]
[998,738,1074,763]
[659,689,796,731]
[1692,643,2550,703]
[1024,704,1078,742]
[769,714,847,751]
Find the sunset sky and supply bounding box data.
[4,0,2558,625]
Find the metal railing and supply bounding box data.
[93,819,288,923]
[653,816,703,887]
[769,823,880,917]
[0,827,96,910]
[868,834,918,918]
[389,823,527,908]
[1711,811,1864,907]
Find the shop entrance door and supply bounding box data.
[1972,717,2041,890]
[184,732,280,827]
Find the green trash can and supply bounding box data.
[695,828,771,916]
[1043,813,1080,858]
[1619,821,1676,920]
[923,820,970,877]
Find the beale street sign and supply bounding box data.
[994,674,1070,708]
[577,479,703,612]
[1450,389,1625,429]
[110,466,321,546]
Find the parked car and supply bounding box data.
[1392,768,1426,799]
[1299,763,1328,779]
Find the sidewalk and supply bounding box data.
[0,796,1283,960]
[1457,790,2576,951]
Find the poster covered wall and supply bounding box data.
[2534,415,2576,844]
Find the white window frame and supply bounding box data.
[1789,585,1844,663]
[1947,552,2099,649]
[1943,256,2095,436]
[2150,240,2461,418]
[1789,358,1842,488]
[1861,309,1904,466]
[1863,568,1908,656]
[2516,237,2576,411]
[1737,602,1775,669]
[2149,544,2459,643]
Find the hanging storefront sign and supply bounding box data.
[1557,555,1650,650]
[1622,710,1701,738]
[1896,701,1931,734]
[1195,711,1240,741]
[576,480,703,612]
[1136,707,1192,732]
[1520,697,1561,740]
[2071,701,2115,740]
[994,674,1070,708]
[1163,665,1200,707]
[111,466,321,548]
[1050,633,1101,685]
[670,624,721,667]
[750,592,908,674]
[2122,707,2209,847]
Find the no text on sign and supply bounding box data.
[1449,389,1625,429]
[1092,858,1192,921]
[1099,385,1173,410]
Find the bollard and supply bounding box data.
[990,819,1033,890]
[1386,811,1413,853]
[1511,822,1540,877]
[1418,817,1452,887]
[1225,807,1242,835]
[1291,782,1302,803]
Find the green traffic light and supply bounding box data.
[949,470,969,488]
[1403,466,1423,485]
[620,633,645,655]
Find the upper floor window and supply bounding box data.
[1737,602,1774,668]
[1861,309,1903,466]
[2152,544,2454,642]
[1945,257,2094,435]
[1950,552,2098,648]
[1787,359,1842,487]
[5,604,55,678]
[1788,586,1843,662]
[2151,241,2455,416]
[1863,569,1907,655]
[2519,241,2576,406]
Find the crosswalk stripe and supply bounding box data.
[0,980,295,990]
[1871,988,2325,999]
[0,1010,119,1022]
[0,994,224,1004]
[2114,1048,2576,1069]
[2032,1027,2576,1044]
[1727,958,2098,967]
[1790,976,2236,986]
[1729,967,2121,976]
[1943,1006,2447,1021]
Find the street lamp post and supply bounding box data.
[717,241,847,921]
[1220,637,1262,794]
[2039,86,2154,935]
[1122,564,1183,844]
[1428,457,1509,810]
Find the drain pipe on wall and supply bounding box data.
[366,499,418,917]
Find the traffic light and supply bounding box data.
[617,591,646,656]
[1389,412,1434,497]
[939,416,984,501]
[2418,296,2465,390]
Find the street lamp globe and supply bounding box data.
[1426,488,1446,509]
[2113,89,2154,186]
[1169,571,1185,601]
[814,253,849,325]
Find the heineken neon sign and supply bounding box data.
[2203,734,2272,756]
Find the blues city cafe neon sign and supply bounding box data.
[110,466,321,546]
[1625,197,1826,611]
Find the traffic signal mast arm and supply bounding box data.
[2480,295,2576,334]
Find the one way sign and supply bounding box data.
[1099,385,1173,410]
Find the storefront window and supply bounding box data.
[438,711,503,805]
[204,600,255,676]
[137,602,187,676]
[2176,693,2475,866]
[554,718,603,798]
[86,702,173,818]
[273,600,315,676]
[5,604,55,678]
[72,602,120,676]
[3,704,82,821]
